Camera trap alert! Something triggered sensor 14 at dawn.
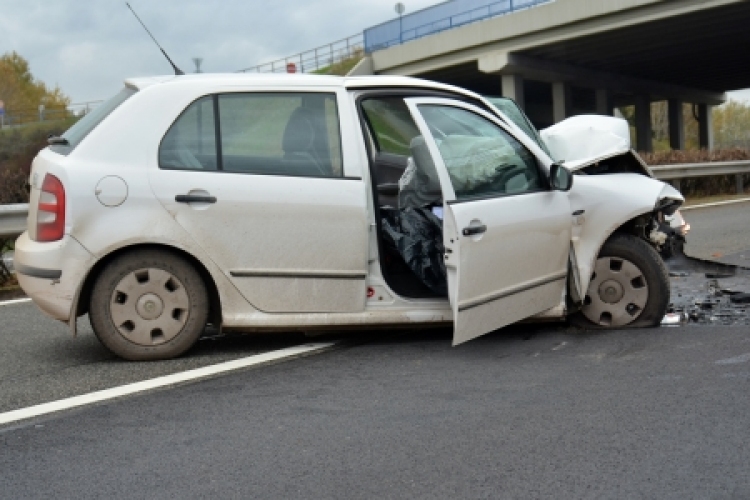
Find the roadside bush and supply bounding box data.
[0,119,76,204]
[0,119,76,286]
[640,148,750,197]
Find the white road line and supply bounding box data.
[715,352,750,365]
[0,342,336,426]
[0,297,31,306]
[682,197,750,211]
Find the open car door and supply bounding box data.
[403,97,573,345]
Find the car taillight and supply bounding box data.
[36,173,66,242]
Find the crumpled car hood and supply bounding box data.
[540,115,631,171]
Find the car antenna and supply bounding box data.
[126,2,185,76]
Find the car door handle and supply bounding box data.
[175,194,217,204]
[462,225,487,236]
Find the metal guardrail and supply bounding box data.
[0,204,28,239]
[650,160,750,192]
[649,161,750,180]
[0,161,748,241]
[363,0,552,53]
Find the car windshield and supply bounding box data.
[56,87,137,153]
[484,96,552,158]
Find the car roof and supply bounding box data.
[123,73,481,100]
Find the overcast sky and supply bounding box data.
[0,0,437,103]
[1,0,749,105]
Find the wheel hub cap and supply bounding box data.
[136,293,164,320]
[598,280,624,304]
[581,256,650,327]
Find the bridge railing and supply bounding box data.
[364,0,553,53]
[237,34,364,74]
[0,101,102,129]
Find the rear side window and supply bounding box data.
[159,96,217,170]
[159,92,343,178]
[59,87,137,152]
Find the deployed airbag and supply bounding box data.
[381,207,447,295]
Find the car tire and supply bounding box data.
[573,233,669,328]
[89,249,209,361]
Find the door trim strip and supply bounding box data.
[458,269,567,312]
[230,269,367,280]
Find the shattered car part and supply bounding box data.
[730,293,750,304]
[661,312,687,326]
[649,229,669,247]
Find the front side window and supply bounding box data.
[417,105,543,201]
[484,96,552,157]
[159,92,342,178]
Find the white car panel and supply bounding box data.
[567,174,683,299]
[405,97,572,345]
[12,74,682,360]
[149,171,369,313]
[540,114,631,170]
[14,232,93,321]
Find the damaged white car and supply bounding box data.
[15,74,683,360]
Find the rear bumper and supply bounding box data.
[14,232,94,322]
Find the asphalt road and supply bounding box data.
[0,302,311,413]
[1,323,748,499]
[683,201,750,266]
[1,200,749,497]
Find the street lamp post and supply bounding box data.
[395,3,405,44]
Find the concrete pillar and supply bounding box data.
[634,94,652,153]
[552,81,571,123]
[698,103,714,150]
[668,98,685,150]
[595,89,612,115]
[501,74,525,110]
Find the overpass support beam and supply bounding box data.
[552,82,571,123]
[698,103,714,150]
[501,74,525,109]
[634,95,652,153]
[668,98,685,150]
[595,89,612,116]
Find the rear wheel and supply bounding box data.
[575,234,669,328]
[89,249,209,360]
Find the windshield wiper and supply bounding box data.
[47,135,69,146]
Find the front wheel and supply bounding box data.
[89,249,209,361]
[575,233,669,328]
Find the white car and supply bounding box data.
[15,74,683,360]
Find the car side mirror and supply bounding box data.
[549,163,573,191]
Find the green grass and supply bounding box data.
[683,192,750,206]
[312,53,363,76]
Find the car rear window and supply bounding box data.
[55,87,137,154]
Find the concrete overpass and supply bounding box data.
[353,0,750,151]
